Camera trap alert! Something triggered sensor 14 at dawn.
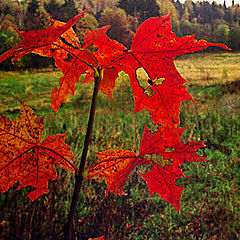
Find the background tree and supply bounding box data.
[157,0,181,36]
[214,24,230,45]
[99,8,134,47]
[44,0,62,20]
[228,23,240,50]
[24,0,52,31]
[118,0,160,22]
[74,13,99,42]
[60,0,79,21]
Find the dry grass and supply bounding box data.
[175,52,240,86]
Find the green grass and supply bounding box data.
[0,52,239,239]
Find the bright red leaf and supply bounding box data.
[86,125,205,212]
[140,126,206,166]
[139,126,205,212]
[139,164,184,212]
[0,100,75,200]
[84,25,110,48]
[113,14,230,126]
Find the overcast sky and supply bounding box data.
[179,0,240,7]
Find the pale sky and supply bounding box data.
[180,0,240,7]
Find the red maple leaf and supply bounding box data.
[81,26,127,100]
[112,14,230,126]
[139,126,205,166]
[0,100,76,200]
[139,164,184,212]
[86,125,205,212]
[85,149,148,195]
[0,10,87,63]
[139,126,205,212]
[0,10,91,116]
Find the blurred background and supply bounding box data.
[0,0,239,239]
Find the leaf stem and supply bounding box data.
[64,67,101,240]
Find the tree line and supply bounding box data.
[1,0,239,69]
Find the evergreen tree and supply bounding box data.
[60,0,79,22]
[24,0,52,30]
[44,0,62,20]
[118,0,160,22]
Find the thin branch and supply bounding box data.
[64,67,102,240]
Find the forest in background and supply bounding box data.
[1,0,240,69]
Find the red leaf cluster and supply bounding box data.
[86,126,205,212]
[0,11,229,210]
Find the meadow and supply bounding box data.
[0,52,239,239]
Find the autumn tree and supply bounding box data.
[214,24,230,45]
[157,0,181,36]
[60,0,79,22]
[99,8,134,47]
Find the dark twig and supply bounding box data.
[64,67,102,240]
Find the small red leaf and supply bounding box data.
[140,126,205,165]
[84,25,111,48]
[0,10,87,63]
[86,149,147,195]
[140,164,184,212]
[138,125,205,212]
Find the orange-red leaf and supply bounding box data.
[0,101,75,200]
[0,11,91,116]
[86,149,147,195]
[140,126,205,165]
[51,48,98,115]
[84,25,110,48]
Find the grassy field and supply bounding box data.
[0,52,239,239]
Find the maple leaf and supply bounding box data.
[112,14,230,126]
[0,10,87,63]
[82,26,127,100]
[0,10,91,116]
[139,164,184,212]
[139,126,205,212]
[86,149,148,195]
[86,125,205,211]
[0,100,76,201]
[84,25,111,48]
[139,126,205,166]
